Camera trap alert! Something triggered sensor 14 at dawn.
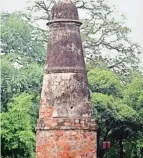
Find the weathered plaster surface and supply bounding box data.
[36,1,97,157]
[40,73,93,117]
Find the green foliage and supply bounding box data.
[92,93,137,123]
[87,68,143,157]
[1,11,43,157]
[1,1,143,157]
[123,73,143,157]
[123,73,143,110]
[88,68,121,96]
[1,12,46,63]
[1,93,36,158]
[1,54,43,111]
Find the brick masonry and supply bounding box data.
[36,74,97,158]
[36,1,97,157]
[36,130,96,158]
[36,104,97,158]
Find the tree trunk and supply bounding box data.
[98,150,106,158]
[97,128,100,157]
[119,138,124,158]
[97,128,110,158]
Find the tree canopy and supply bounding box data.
[88,68,143,158]
[1,93,36,158]
[1,0,143,157]
[1,12,46,64]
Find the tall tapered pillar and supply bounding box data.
[36,0,97,157]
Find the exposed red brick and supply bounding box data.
[36,1,97,157]
[55,130,63,137]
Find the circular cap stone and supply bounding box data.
[51,0,79,20]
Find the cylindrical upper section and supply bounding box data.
[46,0,86,74]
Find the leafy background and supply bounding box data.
[1,0,143,157]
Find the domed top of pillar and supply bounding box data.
[51,0,79,20]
